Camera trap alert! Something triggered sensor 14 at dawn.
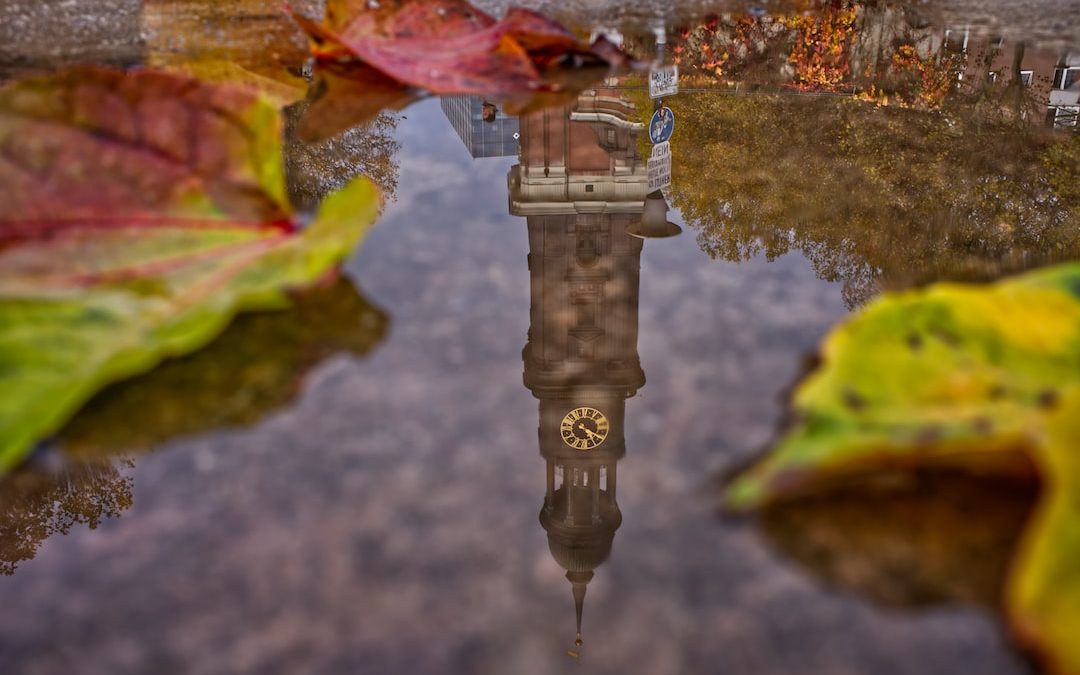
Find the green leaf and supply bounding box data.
[726,263,1080,673]
[0,68,381,473]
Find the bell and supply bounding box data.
[625,190,682,239]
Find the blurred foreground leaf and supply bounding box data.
[727,263,1080,674]
[0,68,380,473]
[163,60,307,108]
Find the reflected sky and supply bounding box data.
[0,94,1033,674]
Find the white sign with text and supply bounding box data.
[648,64,679,99]
[647,141,672,191]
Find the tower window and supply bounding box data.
[575,301,597,328]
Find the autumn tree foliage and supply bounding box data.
[857,44,965,109]
[669,3,861,89]
[671,14,793,85]
[781,4,859,90]
[285,105,403,213]
[666,2,968,104]
[664,92,1080,308]
[0,462,133,575]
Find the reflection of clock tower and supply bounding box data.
[509,86,648,651]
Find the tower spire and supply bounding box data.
[567,570,593,649]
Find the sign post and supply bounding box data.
[638,56,679,237]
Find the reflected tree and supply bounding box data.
[783,5,860,90]
[285,103,403,213]
[668,3,928,94]
[0,461,133,575]
[665,91,1080,306]
[664,2,1064,113]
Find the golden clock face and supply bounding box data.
[560,407,610,450]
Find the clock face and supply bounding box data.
[560,407,610,450]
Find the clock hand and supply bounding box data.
[584,428,604,442]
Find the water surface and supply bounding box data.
[1,2,1078,673]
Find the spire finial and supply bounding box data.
[566,570,593,655]
[573,581,587,638]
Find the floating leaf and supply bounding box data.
[287,0,634,103]
[0,67,381,473]
[727,263,1080,673]
[296,59,606,143]
[297,65,419,142]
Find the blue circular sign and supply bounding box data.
[648,106,675,144]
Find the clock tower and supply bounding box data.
[509,86,648,652]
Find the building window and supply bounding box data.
[1052,105,1079,128]
[1054,67,1080,90]
[944,28,969,53]
[1020,70,1034,86]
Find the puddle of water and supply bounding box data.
[1,1,1078,673]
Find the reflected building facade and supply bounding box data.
[441,96,521,158]
[942,32,1080,127]
[508,87,649,651]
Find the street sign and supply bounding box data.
[647,141,672,191]
[648,64,679,99]
[648,106,675,145]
